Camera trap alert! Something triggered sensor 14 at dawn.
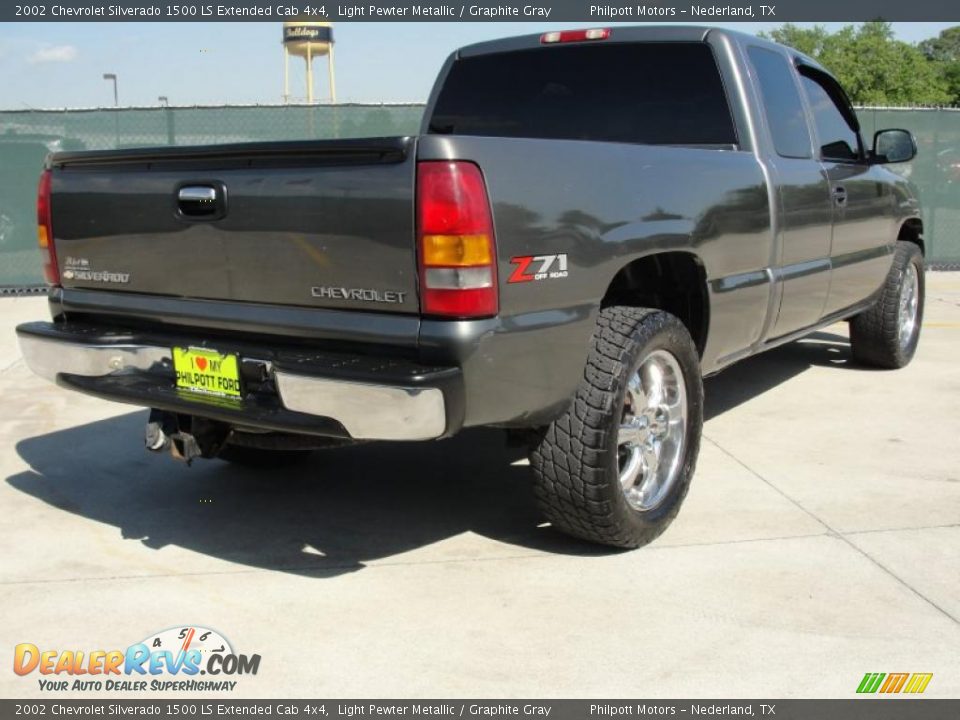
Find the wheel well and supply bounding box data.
[601,252,709,357]
[899,219,925,256]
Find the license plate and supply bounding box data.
[172,346,241,398]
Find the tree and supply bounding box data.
[762,22,952,106]
[919,26,960,104]
[762,24,829,58]
[919,26,960,62]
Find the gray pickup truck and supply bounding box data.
[16,26,925,548]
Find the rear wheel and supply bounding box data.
[849,241,924,369]
[530,307,704,548]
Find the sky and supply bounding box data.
[0,21,956,110]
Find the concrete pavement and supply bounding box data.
[0,275,958,698]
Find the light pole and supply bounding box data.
[102,73,118,106]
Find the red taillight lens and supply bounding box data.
[540,28,611,44]
[417,161,498,318]
[37,169,59,286]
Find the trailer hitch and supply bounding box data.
[145,410,229,465]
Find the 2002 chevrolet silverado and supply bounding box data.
[16,26,925,548]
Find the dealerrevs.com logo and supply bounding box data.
[13,626,261,693]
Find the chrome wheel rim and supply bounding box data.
[898,263,920,350]
[618,349,687,512]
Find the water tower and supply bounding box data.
[282,21,336,104]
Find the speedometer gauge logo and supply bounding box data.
[141,626,234,662]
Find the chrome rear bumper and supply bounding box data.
[17,334,168,383]
[272,373,444,440]
[16,323,452,441]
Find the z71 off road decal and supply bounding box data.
[508,254,569,283]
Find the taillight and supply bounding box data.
[37,169,59,286]
[540,28,611,44]
[416,161,498,318]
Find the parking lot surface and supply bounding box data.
[1,275,958,698]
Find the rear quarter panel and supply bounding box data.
[418,135,773,426]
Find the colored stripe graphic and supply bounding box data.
[880,673,909,693]
[857,673,886,693]
[903,673,933,694]
[857,672,933,694]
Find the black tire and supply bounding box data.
[530,307,704,549]
[849,241,924,369]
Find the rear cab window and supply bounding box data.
[428,42,738,148]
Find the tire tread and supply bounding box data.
[530,307,702,548]
[850,241,924,369]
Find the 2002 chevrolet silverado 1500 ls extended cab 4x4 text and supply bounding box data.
[16,26,925,548]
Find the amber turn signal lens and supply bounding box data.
[421,234,493,267]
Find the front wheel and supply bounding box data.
[530,307,704,549]
[849,241,924,369]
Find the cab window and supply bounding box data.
[429,42,738,146]
[746,46,812,159]
[800,73,862,162]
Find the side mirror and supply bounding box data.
[873,129,917,164]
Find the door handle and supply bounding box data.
[832,186,848,206]
[179,186,216,203]
[176,184,225,219]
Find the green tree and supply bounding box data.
[919,26,960,104]
[919,26,960,62]
[761,23,829,58]
[762,22,952,106]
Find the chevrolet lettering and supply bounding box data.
[310,286,407,303]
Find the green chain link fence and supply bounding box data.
[1,104,958,288]
[857,107,960,269]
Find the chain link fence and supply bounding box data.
[857,107,960,270]
[1,103,958,287]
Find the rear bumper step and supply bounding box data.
[15,321,461,441]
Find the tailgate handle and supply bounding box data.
[177,185,221,218]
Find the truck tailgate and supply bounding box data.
[48,137,419,314]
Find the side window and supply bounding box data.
[800,74,861,162]
[746,46,812,159]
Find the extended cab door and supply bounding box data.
[797,67,897,315]
[745,45,833,339]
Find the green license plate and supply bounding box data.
[172,347,241,398]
